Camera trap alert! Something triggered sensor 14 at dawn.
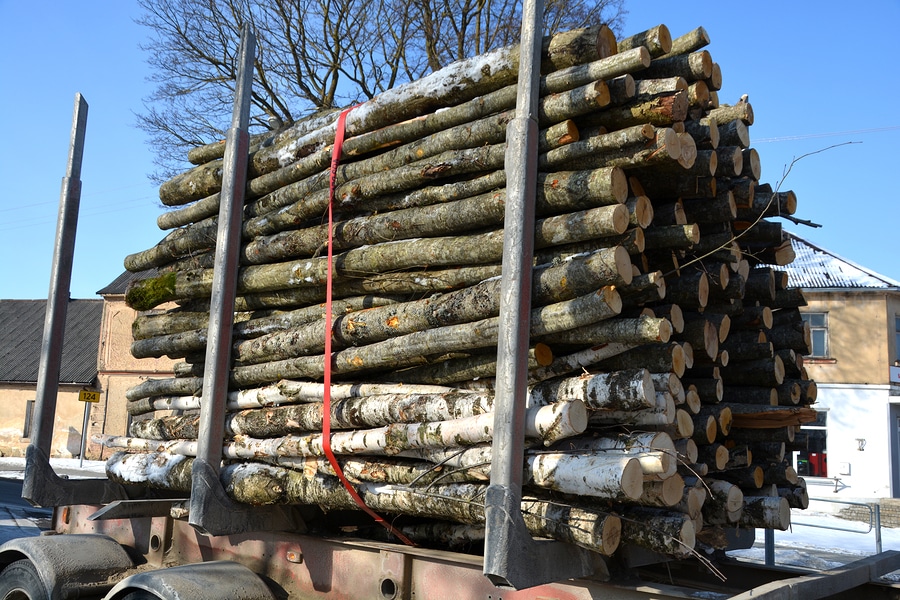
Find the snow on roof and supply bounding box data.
[782,232,900,290]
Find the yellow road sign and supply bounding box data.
[79,389,100,403]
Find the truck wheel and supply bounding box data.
[0,559,45,599]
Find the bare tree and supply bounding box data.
[136,0,626,181]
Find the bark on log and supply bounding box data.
[617,24,672,57]
[526,452,644,500]
[637,473,684,507]
[620,508,696,557]
[539,316,672,347]
[106,400,586,458]
[594,342,686,378]
[697,443,729,471]
[707,101,754,126]
[376,345,550,386]
[163,26,621,205]
[739,496,791,530]
[580,91,689,130]
[661,27,710,58]
[644,51,712,81]
[530,369,654,411]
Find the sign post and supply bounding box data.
[78,389,99,468]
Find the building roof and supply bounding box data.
[97,268,158,296]
[783,232,900,290]
[0,299,103,384]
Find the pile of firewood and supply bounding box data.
[98,22,816,562]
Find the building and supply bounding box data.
[0,271,175,460]
[0,298,103,457]
[87,271,177,459]
[783,232,900,499]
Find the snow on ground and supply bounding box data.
[0,456,107,480]
[728,508,900,578]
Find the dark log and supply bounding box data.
[593,342,686,377]
[651,199,687,227]
[720,356,785,387]
[683,118,718,150]
[713,146,742,177]
[722,386,777,406]
[682,377,722,404]
[538,316,671,347]
[682,192,736,225]
[740,148,761,180]
[691,414,716,444]
[676,318,718,361]
[729,306,773,330]
[607,74,637,106]
[620,508,696,558]
[663,270,709,309]
[739,496,790,530]
[725,444,753,469]
[746,441,785,463]
[697,443,728,470]
[378,346,550,385]
[718,119,750,149]
[778,480,809,510]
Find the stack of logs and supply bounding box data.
[98,22,817,563]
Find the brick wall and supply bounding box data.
[838,498,900,528]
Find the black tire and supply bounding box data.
[0,559,47,600]
[119,593,161,600]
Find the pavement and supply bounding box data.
[0,457,106,545]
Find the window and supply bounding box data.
[795,410,827,477]
[22,400,34,439]
[895,316,900,362]
[802,312,828,357]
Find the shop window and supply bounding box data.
[796,410,827,477]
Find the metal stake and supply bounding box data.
[189,25,296,536]
[23,94,129,507]
[482,0,599,588]
[30,93,88,455]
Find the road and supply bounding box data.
[0,478,52,545]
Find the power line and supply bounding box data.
[755,125,900,143]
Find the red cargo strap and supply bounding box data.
[322,106,416,547]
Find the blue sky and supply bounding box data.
[1,1,899,300]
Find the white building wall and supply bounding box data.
[804,383,896,499]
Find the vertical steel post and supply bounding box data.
[192,26,254,476]
[188,27,294,536]
[23,95,130,507]
[189,26,255,532]
[764,528,775,566]
[875,503,883,554]
[30,93,88,455]
[482,0,598,588]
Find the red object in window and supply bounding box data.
[808,452,827,477]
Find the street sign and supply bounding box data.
[79,389,100,403]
